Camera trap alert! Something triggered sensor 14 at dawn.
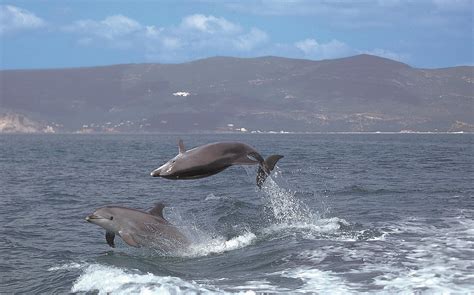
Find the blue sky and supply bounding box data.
[0,0,472,69]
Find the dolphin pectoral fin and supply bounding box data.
[256,154,284,188]
[178,139,186,154]
[106,231,115,248]
[120,232,140,248]
[149,202,165,219]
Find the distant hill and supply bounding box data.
[1,54,473,133]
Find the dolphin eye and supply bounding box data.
[110,216,114,220]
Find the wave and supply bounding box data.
[54,262,358,294]
[69,263,220,295]
[62,262,351,294]
[63,262,298,294]
[50,212,474,294]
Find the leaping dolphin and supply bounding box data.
[150,140,283,187]
[85,203,189,249]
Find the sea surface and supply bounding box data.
[1,134,473,294]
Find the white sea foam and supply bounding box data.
[281,268,353,294]
[295,213,474,293]
[229,280,283,293]
[184,232,257,257]
[365,230,388,241]
[71,263,266,295]
[204,193,223,201]
[373,264,473,293]
[48,262,83,271]
[161,206,257,258]
[370,215,474,293]
[69,262,353,294]
[71,263,219,295]
[261,216,349,238]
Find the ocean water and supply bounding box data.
[1,133,473,294]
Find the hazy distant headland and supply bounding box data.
[1,54,473,133]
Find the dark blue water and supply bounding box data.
[1,134,473,293]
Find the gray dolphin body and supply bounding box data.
[150,140,283,187]
[86,203,189,249]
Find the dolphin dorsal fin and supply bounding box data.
[178,139,186,154]
[149,202,165,218]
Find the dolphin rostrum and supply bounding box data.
[85,203,189,249]
[150,140,283,187]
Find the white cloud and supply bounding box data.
[144,25,162,38]
[293,38,408,63]
[295,38,318,54]
[295,38,354,59]
[162,36,182,50]
[64,15,159,50]
[0,5,45,34]
[233,28,268,51]
[100,15,141,37]
[64,13,269,60]
[65,15,142,40]
[63,12,407,64]
[180,14,240,34]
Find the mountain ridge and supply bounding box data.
[1,54,472,133]
[0,54,412,72]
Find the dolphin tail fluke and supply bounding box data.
[256,154,284,188]
[265,154,284,171]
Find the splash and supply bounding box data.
[261,217,350,239]
[247,166,387,243]
[241,165,351,239]
[147,207,257,258]
[184,232,257,257]
[260,175,313,224]
[258,167,331,226]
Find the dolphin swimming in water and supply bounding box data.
[150,140,283,187]
[85,203,189,249]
